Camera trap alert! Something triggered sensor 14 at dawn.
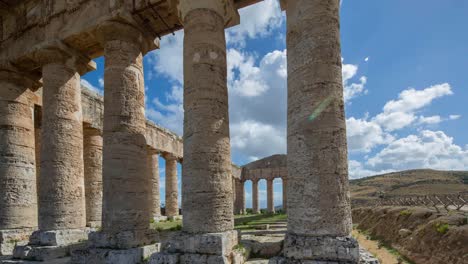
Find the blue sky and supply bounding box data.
[81,0,468,209]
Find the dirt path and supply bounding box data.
[352,229,407,264]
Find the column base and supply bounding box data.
[0,228,35,256]
[282,234,359,263]
[149,230,245,264]
[8,229,90,263]
[71,243,160,264]
[88,229,157,249]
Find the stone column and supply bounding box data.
[83,127,103,228]
[0,66,37,255]
[282,178,287,212]
[180,0,237,233]
[282,0,359,262]
[267,179,275,214]
[235,180,245,214]
[164,154,179,218]
[252,180,260,214]
[96,21,154,248]
[148,150,161,219]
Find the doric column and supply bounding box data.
[164,154,178,218]
[0,65,38,255]
[148,150,161,218]
[180,0,238,233]
[96,21,154,247]
[83,127,103,228]
[234,179,245,214]
[267,179,275,214]
[282,0,359,262]
[252,180,260,214]
[282,178,287,212]
[37,48,88,232]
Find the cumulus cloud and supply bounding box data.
[226,0,284,46]
[346,117,394,152]
[449,114,461,120]
[342,60,368,102]
[367,130,468,171]
[148,31,184,84]
[374,83,453,131]
[418,115,442,125]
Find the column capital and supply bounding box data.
[31,41,96,75]
[0,60,41,89]
[162,152,180,162]
[177,0,240,28]
[279,0,287,10]
[96,20,160,55]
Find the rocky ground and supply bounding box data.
[353,206,468,264]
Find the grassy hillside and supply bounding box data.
[350,169,468,206]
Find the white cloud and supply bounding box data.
[374,83,453,131]
[98,78,104,88]
[226,0,284,46]
[342,60,368,102]
[348,160,394,179]
[449,114,461,120]
[346,117,394,152]
[364,57,370,62]
[418,115,442,125]
[80,79,102,94]
[230,120,286,161]
[367,130,468,171]
[148,31,184,84]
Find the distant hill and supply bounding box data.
[350,169,468,206]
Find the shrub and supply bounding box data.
[435,222,449,234]
[399,210,412,216]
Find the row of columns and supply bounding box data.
[233,179,287,214]
[0,26,181,247]
[2,0,356,261]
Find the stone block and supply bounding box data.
[71,243,160,264]
[283,234,359,263]
[1,257,71,264]
[0,229,33,256]
[161,230,238,256]
[148,253,180,264]
[29,229,89,246]
[88,229,157,249]
[12,245,68,261]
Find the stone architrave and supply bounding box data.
[282,0,359,262]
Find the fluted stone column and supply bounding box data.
[267,179,275,214]
[234,179,245,214]
[252,180,260,214]
[180,0,238,233]
[164,154,179,218]
[96,21,154,248]
[282,0,359,262]
[0,67,37,255]
[39,54,87,232]
[83,127,103,228]
[148,150,161,218]
[282,178,287,212]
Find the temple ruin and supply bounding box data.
[1,0,358,263]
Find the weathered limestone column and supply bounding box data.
[282,178,287,212]
[83,127,103,228]
[267,179,275,214]
[151,1,241,263]
[281,0,359,262]
[164,154,179,218]
[180,0,238,233]
[95,21,154,248]
[148,150,161,219]
[0,65,38,255]
[234,179,245,214]
[252,180,260,214]
[38,49,87,233]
